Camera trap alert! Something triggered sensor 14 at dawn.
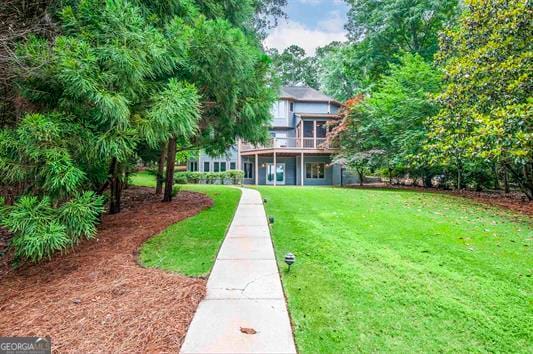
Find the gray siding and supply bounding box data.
[242,155,342,186]
[294,102,340,114]
[197,146,238,172]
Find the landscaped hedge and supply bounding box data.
[174,170,244,185]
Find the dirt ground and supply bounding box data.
[0,187,212,352]
[346,184,532,216]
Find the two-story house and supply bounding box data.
[188,86,348,186]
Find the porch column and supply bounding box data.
[255,154,258,186]
[300,152,304,186]
[237,139,241,171]
[300,121,304,147]
[273,152,277,186]
[313,120,317,148]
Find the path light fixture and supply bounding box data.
[263,198,267,204]
[284,253,295,271]
[269,216,274,224]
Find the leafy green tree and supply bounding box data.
[315,42,371,101]
[344,0,459,81]
[269,45,319,88]
[15,0,202,210]
[426,0,532,198]
[252,0,288,38]
[0,113,104,262]
[333,54,442,186]
[367,53,442,185]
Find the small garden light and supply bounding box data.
[263,198,267,204]
[269,216,274,224]
[284,252,295,271]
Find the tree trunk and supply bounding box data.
[109,157,122,214]
[505,162,533,200]
[492,164,500,190]
[357,168,364,186]
[163,137,177,202]
[503,166,510,193]
[423,174,433,188]
[156,142,167,195]
[456,164,463,190]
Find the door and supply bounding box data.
[266,163,285,185]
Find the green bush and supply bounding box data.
[172,185,181,197]
[0,192,104,263]
[173,170,244,185]
[227,170,244,185]
[174,174,188,184]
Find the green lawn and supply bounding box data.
[131,172,241,276]
[258,186,532,353]
[129,170,157,188]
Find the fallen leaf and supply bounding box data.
[240,327,257,335]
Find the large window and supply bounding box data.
[303,121,314,137]
[306,163,325,179]
[214,162,220,172]
[244,162,254,179]
[230,162,236,170]
[316,121,327,138]
[220,162,227,172]
[189,161,198,172]
[203,161,210,172]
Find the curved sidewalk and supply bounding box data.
[180,188,297,354]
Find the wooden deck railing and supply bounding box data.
[240,137,332,152]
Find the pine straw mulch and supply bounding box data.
[0,187,213,353]
[346,184,533,217]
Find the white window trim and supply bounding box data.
[305,162,326,180]
[243,162,254,179]
[266,163,286,185]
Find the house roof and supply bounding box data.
[280,86,341,105]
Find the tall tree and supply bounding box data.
[344,0,460,80]
[331,54,442,186]
[269,45,319,88]
[15,0,201,212]
[252,0,288,39]
[315,42,370,101]
[426,0,533,198]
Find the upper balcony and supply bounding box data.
[240,137,337,155]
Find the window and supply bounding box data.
[230,162,236,170]
[244,162,254,179]
[306,163,325,179]
[303,121,314,137]
[189,161,198,172]
[316,121,327,138]
[214,162,220,172]
[203,161,210,172]
[290,102,294,111]
[220,162,227,172]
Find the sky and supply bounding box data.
[263,0,349,56]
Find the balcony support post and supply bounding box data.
[313,120,317,148]
[237,139,241,171]
[300,152,304,186]
[255,153,258,186]
[273,151,277,186]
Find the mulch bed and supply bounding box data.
[346,184,532,216]
[0,187,213,352]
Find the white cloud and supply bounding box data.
[264,19,346,56]
[317,10,345,33]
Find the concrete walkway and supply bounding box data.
[181,188,297,354]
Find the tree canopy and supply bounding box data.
[426,0,532,197]
[0,0,279,262]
